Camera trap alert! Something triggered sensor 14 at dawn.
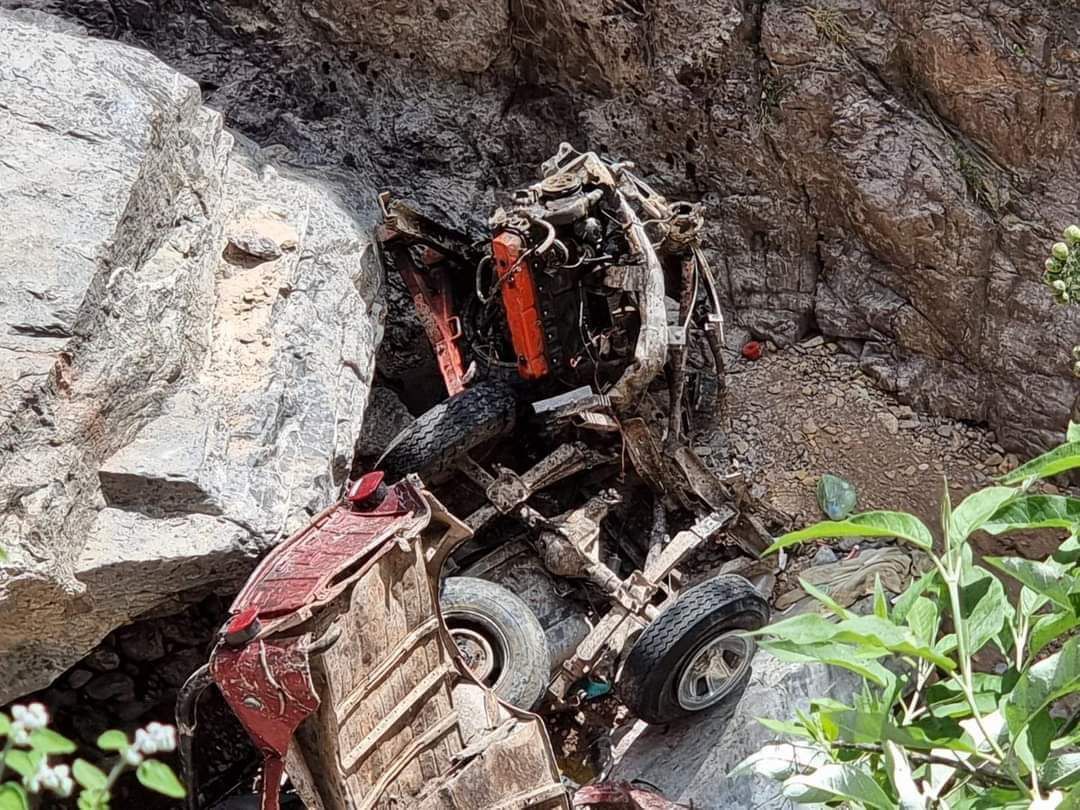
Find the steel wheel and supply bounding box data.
[675,632,753,711]
[446,615,504,686]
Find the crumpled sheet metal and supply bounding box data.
[776,545,932,612]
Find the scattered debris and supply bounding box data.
[741,340,763,360]
[815,473,857,520]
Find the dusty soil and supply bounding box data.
[702,336,1010,542]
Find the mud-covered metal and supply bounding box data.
[179,477,568,810]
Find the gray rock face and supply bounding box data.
[18,0,1076,453]
[610,654,860,809]
[0,14,382,701]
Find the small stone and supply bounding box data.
[884,470,896,480]
[801,385,814,396]
[734,439,750,455]
[877,412,899,435]
[802,418,819,436]
[767,383,783,395]
[802,335,826,349]
[936,425,953,438]
[904,465,917,476]
[899,419,917,430]
[84,648,121,672]
[811,546,838,566]
[85,672,136,702]
[838,537,861,552]
[896,405,914,418]
[66,668,93,689]
[1004,453,1020,470]
[917,463,930,471]
[984,452,1004,467]
[226,216,299,260]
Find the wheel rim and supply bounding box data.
[450,627,497,682]
[675,632,752,711]
[444,610,507,689]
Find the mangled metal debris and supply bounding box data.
[179,146,779,809]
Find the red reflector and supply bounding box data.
[348,471,385,503]
[224,606,260,646]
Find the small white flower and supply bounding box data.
[26,758,72,797]
[134,721,177,754]
[123,746,144,767]
[11,726,31,746]
[11,703,48,731]
[134,728,156,755]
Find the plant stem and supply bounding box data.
[0,737,11,783]
[830,742,1015,789]
[105,759,127,790]
[937,551,1030,796]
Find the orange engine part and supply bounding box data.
[492,230,550,380]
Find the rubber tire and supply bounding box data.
[377,381,518,482]
[441,576,550,710]
[618,574,769,724]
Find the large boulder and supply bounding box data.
[0,13,382,702]
[18,0,1076,453]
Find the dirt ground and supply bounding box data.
[700,337,1015,545]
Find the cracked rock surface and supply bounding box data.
[0,13,382,701]
[8,0,1077,454]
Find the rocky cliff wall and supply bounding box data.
[13,0,1076,453]
[0,12,383,701]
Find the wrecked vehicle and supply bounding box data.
[177,473,730,809]
[178,472,569,810]
[176,147,772,809]
[374,145,772,721]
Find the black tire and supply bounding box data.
[377,381,518,482]
[440,576,550,710]
[618,574,769,724]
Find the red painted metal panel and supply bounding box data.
[492,230,550,380]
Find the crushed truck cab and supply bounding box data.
[178,473,568,810]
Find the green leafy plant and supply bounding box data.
[734,428,1080,808]
[0,704,185,809]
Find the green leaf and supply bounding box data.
[29,728,76,754]
[817,474,858,520]
[77,788,109,810]
[1030,611,1080,660]
[893,569,940,624]
[730,742,827,781]
[756,717,815,741]
[73,759,108,791]
[767,510,933,554]
[798,577,855,619]
[4,750,39,778]
[1004,635,1080,742]
[906,596,940,646]
[0,784,28,810]
[983,555,1073,612]
[782,762,894,809]
[949,486,1019,547]
[1000,441,1080,484]
[759,639,895,687]
[1043,752,1080,788]
[873,574,889,619]
[1069,422,1080,443]
[96,730,128,752]
[960,562,1013,656]
[982,495,1080,535]
[0,713,9,737]
[1013,708,1053,772]
[136,760,186,799]
[883,739,928,810]
[761,612,957,671]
